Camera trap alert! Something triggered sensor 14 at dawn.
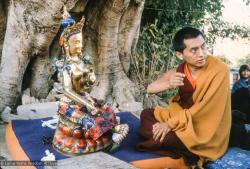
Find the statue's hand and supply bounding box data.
[87,107,100,116]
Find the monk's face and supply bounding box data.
[177,35,207,69]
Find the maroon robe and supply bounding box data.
[136,63,199,166]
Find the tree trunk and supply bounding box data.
[0,0,145,112]
[30,55,54,99]
[84,0,145,110]
[0,0,8,63]
[118,0,144,74]
[0,0,78,112]
[29,0,90,99]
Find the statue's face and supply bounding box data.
[68,33,83,56]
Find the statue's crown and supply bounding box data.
[60,17,85,46]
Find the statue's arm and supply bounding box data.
[62,70,99,115]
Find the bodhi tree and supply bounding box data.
[0,0,145,112]
[130,0,250,101]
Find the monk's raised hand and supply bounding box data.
[168,72,185,88]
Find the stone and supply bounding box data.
[119,101,143,117]
[22,88,31,96]
[45,152,137,169]
[22,94,41,105]
[1,106,12,122]
[16,102,58,119]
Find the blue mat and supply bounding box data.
[10,112,160,169]
[9,112,250,169]
[11,117,68,169]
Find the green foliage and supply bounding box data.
[131,20,181,85]
[243,0,250,5]
[142,0,250,45]
[237,55,250,68]
[131,0,250,101]
[130,20,181,100]
[216,55,232,66]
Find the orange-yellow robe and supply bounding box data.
[154,56,231,163]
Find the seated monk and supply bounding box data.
[52,15,128,155]
[136,27,231,168]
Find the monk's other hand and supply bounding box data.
[152,122,171,142]
[168,72,185,88]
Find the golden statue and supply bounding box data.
[52,16,128,155]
